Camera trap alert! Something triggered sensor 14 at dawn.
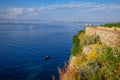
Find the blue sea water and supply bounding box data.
[0,22,104,80]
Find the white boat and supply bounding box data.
[78,23,82,26]
[30,26,35,29]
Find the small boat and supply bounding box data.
[78,23,82,26]
[30,26,35,29]
[44,56,50,60]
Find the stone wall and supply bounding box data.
[85,26,120,47]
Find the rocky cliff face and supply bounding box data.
[85,26,120,47]
[58,25,120,80]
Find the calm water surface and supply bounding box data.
[0,22,103,80]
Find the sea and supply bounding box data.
[0,22,104,80]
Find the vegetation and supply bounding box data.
[71,35,82,56]
[71,30,84,56]
[101,22,120,28]
[80,35,100,50]
[58,24,120,80]
[71,30,100,56]
[58,63,79,80]
[58,43,120,80]
[58,22,120,80]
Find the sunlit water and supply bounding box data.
[0,22,104,80]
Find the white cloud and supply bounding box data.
[0,8,24,18]
[45,3,93,10]
[89,6,106,11]
[109,5,120,9]
[88,4,120,11]
[6,8,24,15]
[27,8,36,12]
[38,7,46,11]
[0,2,120,19]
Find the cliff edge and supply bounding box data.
[58,23,120,80]
[86,26,120,47]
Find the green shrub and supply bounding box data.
[72,35,80,44]
[71,30,85,56]
[101,22,120,28]
[71,43,82,56]
[71,35,82,56]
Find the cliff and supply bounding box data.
[58,24,120,80]
[85,26,120,47]
[83,26,120,55]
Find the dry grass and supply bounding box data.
[58,62,80,80]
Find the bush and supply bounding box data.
[71,35,82,56]
[72,35,80,44]
[101,22,120,28]
[71,43,82,56]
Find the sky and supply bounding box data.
[0,0,120,22]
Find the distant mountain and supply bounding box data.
[0,18,49,24]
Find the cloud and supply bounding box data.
[109,5,120,9]
[45,3,93,10]
[27,8,36,12]
[0,8,24,18]
[89,4,120,11]
[0,2,120,19]
[38,7,46,11]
